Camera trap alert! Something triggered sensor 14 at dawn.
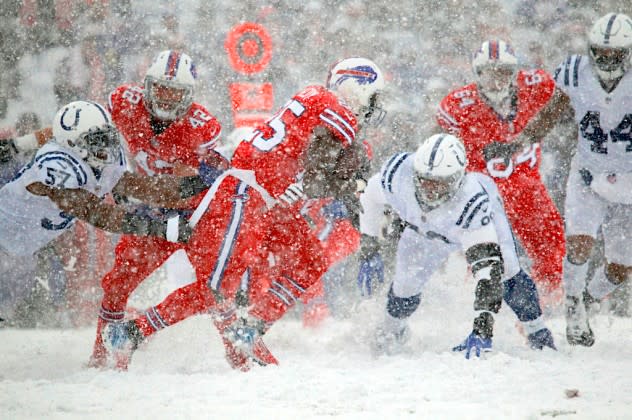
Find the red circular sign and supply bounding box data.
[225,22,273,75]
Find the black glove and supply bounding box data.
[0,139,18,163]
[482,141,521,164]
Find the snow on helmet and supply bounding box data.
[588,13,632,85]
[326,57,386,126]
[52,101,121,170]
[144,50,197,120]
[413,133,467,207]
[472,40,518,106]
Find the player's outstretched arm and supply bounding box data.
[517,87,574,146]
[26,182,192,242]
[453,242,504,359]
[113,171,209,208]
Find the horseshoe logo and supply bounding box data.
[60,108,82,131]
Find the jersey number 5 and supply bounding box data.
[251,99,306,151]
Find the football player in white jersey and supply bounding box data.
[0,101,193,287]
[358,134,555,358]
[553,13,632,347]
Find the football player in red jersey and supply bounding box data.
[93,58,385,370]
[436,40,572,304]
[89,50,225,368]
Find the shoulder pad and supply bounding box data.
[380,152,410,194]
[554,55,584,88]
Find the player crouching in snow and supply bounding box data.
[357,134,556,358]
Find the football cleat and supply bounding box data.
[371,324,411,356]
[527,327,557,350]
[565,295,595,347]
[221,316,278,368]
[100,320,144,370]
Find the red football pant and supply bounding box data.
[497,173,565,294]
[133,176,329,337]
[100,235,185,316]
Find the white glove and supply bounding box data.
[278,182,305,207]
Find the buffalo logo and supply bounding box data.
[334,65,378,86]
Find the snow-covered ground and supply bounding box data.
[2,253,631,419]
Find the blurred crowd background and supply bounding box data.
[1,0,630,327]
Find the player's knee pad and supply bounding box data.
[503,269,542,322]
[605,262,631,285]
[566,235,594,265]
[386,285,420,319]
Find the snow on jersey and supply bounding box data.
[108,84,222,176]
[437,69,555,181]
[231,85,358,198]
[360,153,499,251]
[554,54,632,174]
[0,142,126,256]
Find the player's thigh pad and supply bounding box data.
[602,204,632,266]
[392,227,455,298]
[564,165,608,237]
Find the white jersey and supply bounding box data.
[0,142,126,256]
[360,152,499,252]
[554,54,632,174]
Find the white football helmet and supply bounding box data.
[588,13,632,85]
[413,133,467,207]
[144,50,197,121]
[472,40,518,106]
[52,101,121,170]
[326,57,386,126]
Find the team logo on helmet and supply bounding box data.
[59,107,82,131]
[334,66,378,86]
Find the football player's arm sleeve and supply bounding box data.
[518,86,574,145]
[465,241,503,339]
[435,101,461,135]
[25,182,188,241]
[113,172,207,208]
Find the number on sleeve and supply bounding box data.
[122,87,143,105]
[523,70,543,86]
[189,109,213,128]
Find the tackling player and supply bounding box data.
[358,134,556,357]
[436,40,571,303]
[0,100,194,286]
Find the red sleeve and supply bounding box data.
[186,103,222,155]
[516,69,555,112]
[436,92,464,135]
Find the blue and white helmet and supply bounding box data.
[52,101,121,170]
[144,50,197,120]
[413,133,467,206]
[326,57,386,126]
[588,13,632,84]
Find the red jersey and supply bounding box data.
[436,69,555,182]
[108,84,222,176]
[231,85,357,198]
